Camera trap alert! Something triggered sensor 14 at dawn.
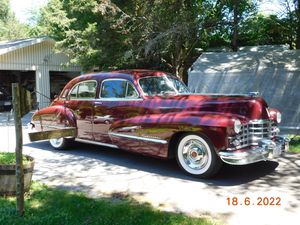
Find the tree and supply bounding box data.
[0,0,30,41]
[0,0,10,22]
[206,0,257,51]
[122,0,203,79]
[277,0,300,49]
[36,0,210,80]
[294,0,300,48]
[239,14,292,47]
[35,0,131,71]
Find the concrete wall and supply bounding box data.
[188,46,300,130]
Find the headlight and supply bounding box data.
[234,119,242,134]
[276,112,282,123]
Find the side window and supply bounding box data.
[101,79,138,99]
[78,82,97,98]
[69,81,97,99]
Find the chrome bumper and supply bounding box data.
[218,136,290,165]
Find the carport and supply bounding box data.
[0,37,81,109]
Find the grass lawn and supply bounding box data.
[289,136,300,153]
[0,183,218,225]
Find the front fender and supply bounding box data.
[110,111,244,154]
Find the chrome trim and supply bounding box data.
[66,98,98,101]
[227,119,279,150]
[109,132,168,144]
[98,98,143,102]
[75,138,119,149]
[119,126,141,131]
[219,135,289,165]
[42,125,69,130]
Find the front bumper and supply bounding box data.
[218,136,290,165]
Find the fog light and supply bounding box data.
[276,112,282,123]
[232,139,241,146]
[234,119,242,134]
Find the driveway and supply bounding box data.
[1,112,300,225]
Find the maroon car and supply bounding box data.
[30,70,289,178]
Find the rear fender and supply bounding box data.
[31,105,77,133]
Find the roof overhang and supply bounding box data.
[0,37,55,56]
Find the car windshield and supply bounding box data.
[139,76,190,96]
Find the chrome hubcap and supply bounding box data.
[182,139,208,170]
[50,138,63,148]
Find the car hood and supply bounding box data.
[146,94,270,121]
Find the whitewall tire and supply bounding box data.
[49,138,69,150]
[176,134,222,178]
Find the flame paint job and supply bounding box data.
[31,70,278,159]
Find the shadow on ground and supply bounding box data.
[25,140,282,186]
[24,140,300,216]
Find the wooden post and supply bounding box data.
[12,83,24,216]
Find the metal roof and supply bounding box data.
[0,37,55,55]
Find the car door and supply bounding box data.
[93,78,142,150]
[66,80,97,140]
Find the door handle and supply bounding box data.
[95,102,103,105]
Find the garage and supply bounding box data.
[0,70,35,110]
[0,37,81,110]
[49,71,79,99]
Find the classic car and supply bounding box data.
[30,70,289,178]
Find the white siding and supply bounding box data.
[0,39,81,108]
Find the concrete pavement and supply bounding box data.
[1,111,299,225]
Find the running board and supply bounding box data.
[75,138,119,149]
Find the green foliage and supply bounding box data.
[0,152,30,165]
[289,136,300,153]
[0,182,217,225]
[34,0,130,71]
[31,0,300,78]
[239,14,293,46]
[0,0,10,22]
[206,0,258,49]
[34,0,211,79]
[0,0,30,41]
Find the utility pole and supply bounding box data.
[12,83,24,216]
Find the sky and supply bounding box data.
[9,0,287,25]
[10,0,48,24]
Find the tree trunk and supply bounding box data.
[232,1,238,52]
[296,1,300,49]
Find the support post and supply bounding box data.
[12,83,24,216]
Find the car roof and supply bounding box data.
[75,69,169,81]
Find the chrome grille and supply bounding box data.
[229,120,279,150]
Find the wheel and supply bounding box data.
[49,138,71,150]
[176,134,222,178]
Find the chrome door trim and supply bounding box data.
[75,138,119,149]
[109,132,168,144]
